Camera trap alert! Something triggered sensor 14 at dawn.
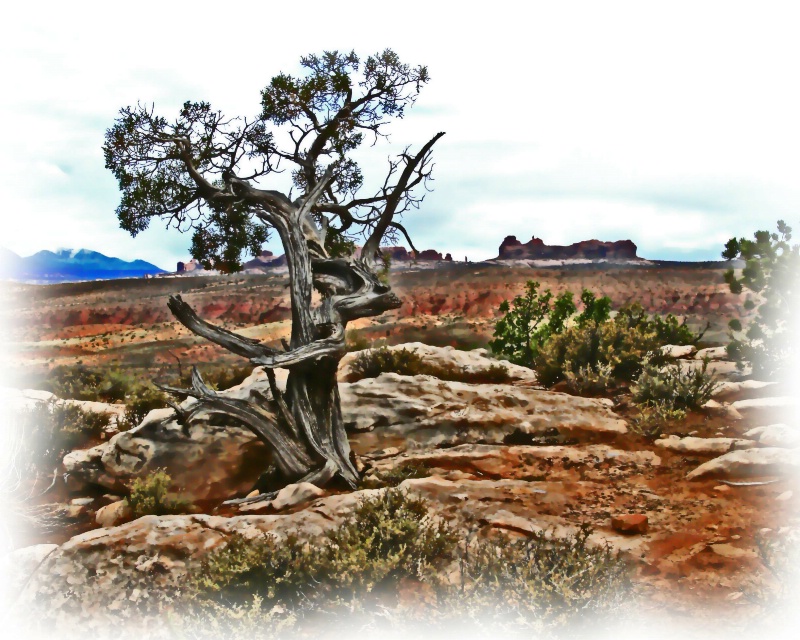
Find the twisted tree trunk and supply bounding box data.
[162,181,401,497]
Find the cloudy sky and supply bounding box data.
[2,1,798,270]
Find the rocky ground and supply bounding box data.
[1,261,750,384]
[3,342,798,639]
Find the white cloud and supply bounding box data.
[1,1,799,266]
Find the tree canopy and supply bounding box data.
[104,49,443,271]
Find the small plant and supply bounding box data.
[629,401,687,439]
[563,361,615,395]
[345,330,371,352]
[126,469,193,518]
[615,302,705,346]
[632,357,719,411]
[349,346,426,379]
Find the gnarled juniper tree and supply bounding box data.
[104,50,444,494]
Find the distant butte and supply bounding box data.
[497,236,640,261]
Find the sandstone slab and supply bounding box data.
[343,373,627,453]
[655,436,756,456]
[744,424,800,448]
[687,447,800,480]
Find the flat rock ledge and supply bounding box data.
[687,447,800,480]
[655,436,756,455]
[344,373,627,453]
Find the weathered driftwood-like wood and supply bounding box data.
[105,54,445,501]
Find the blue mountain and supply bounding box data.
[1,248,166,283]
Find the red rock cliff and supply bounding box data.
[498,236,639,260]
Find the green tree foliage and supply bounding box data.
[104,50,435,273]
[489,281,580,367]
[723,220,800,378]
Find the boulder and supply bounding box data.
[611,514,649,535]
[342,373,627,453]
[655,436,756,455]
[63,405,269,502]
[694,346,729,361]
[712,380,778,402]
[13,490,384,632]
[270,482,327,511]
[730,396,799,420]
[95,500,132,528]
[687,447,800,480]
[744,424,800,448]
[660,344,697,359]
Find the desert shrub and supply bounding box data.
[350,346,426,379]
[632,357,719,411]
[190,489,456,610]
[563,361,615,395]
[489,281,578,367]
[450,525,632,627]
[42,364,135,402]
[15,402,110,471]
[723,220,800,379]
[629,401,687,439]
[575,289,613,327]
[348,346,511,384]
[126,469,193,518]
[186,490,633,635]
[534,319,660,389]
[615,302,705,346]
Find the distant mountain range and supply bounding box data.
[0,248,166,283]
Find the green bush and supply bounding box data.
[451,525,632,626]
[190,489,456,609]
[42,364,135,402]
[629,401,687,439]
[615,302,705,346]
[348,346,511,384]
[723,220,800,379]
[126,469,194,518]
[184,504,631,634]
[345,330,371,352]
[489,281,579,368]
[175,364,254,391]
[534,319,660,389]
[632,357,719,411]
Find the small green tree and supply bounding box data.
[723,220,800,378]
[489,281,577,367]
